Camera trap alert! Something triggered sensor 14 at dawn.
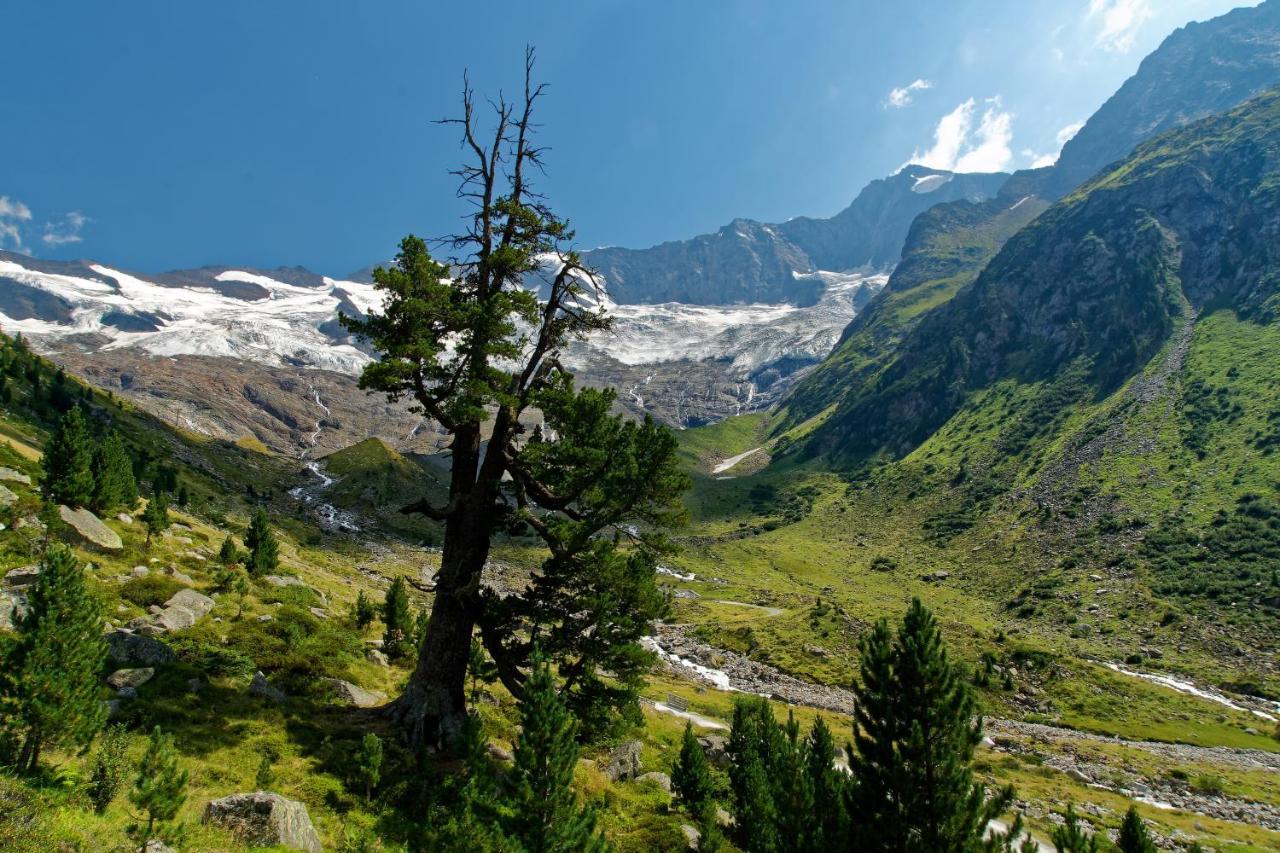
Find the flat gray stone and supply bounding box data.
[0,484,16,507]
[0,590,28,631]
[107,667,156,690]
[58,505,123,550]
[3,565,39,588]
[0,467,32,485]
[601,739,643,781]
[637,771,672,793]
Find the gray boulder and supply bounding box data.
[601,739,643,781]
[0,484,15,507]
[698,735,731,769]
[0,590,28,631]
[58,505,123,550]
[203,791,322,852]
[137,588,216,634]
[637,771,672,793]
[107,667,156,690]
[3,565,39,589]
[250,671,287,703]
[0,467,32,485]
[319,677,384,708]
[106,630,177,667]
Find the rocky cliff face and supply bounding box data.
[583,167,1007,306]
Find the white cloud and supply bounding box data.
[887,78,932,108]
[1088,0,1153,53]
[0,195,33,252]
[42,211,89,247]
[1026,119,1086,168]
[0,196,32,222]
[909,97,1015,173]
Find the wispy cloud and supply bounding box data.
[909,97,1015,173]
[42,211,89,247]
[0,195,33,252]
[887,78,932,108]
[1026,120,1086,168]
[1088,0,1152,53]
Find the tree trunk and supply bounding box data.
[390,512,490,752]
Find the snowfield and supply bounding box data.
[0,256,885,384]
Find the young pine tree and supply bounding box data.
[504,655,607,852]
[382,576,414,661]
[356,732,384,800]
[1117,805,1157,853]
[352,589,377,630]
[1,544,107,774]
[142,492,170,547]
[41,404,95,507]
[128,726,189,851]
[805,716,850,850]
[217,534,239,567]
[244,508,279,577]
[672,722,716,815]
[850,597,1011,852]
[91,430,138,513]
[1050,805,1099,853]
[727,697,780,853]
[88,725,132,814]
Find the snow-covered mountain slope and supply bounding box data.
[0,250,884,443]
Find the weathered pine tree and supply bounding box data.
[503,655,607,852]
[91,430,138,513]
[341,50,687,748]
[382,575,414,661]
[41,404,95,507]
[1,543,107,773]
[850,597,1012,851]
[142,492,170,547]
[244,507,279,577]
[1050,805,1099,853]
[128,726,188,851]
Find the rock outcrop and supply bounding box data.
[319,678,384,708]
[203,792,322,852]
[105,629,177,667]
[58,505,123,550]
[131,588,215,635]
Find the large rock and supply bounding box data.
[58,505,123,550]
[0,484,15,507]
[136,588,216,634]
[637,771,672,793]
[0,467,32,485]
[319,677,384,708]
[203,791,322,852]
[106,629,177,667]
[698,735,731,769]
[3,565,39,589]
[601,739,643,781]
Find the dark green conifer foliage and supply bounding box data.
[91,430,138,513]
[1050,805,1099,853]
[128,726,188,851]
[356,732,383,799]
[88,725,131,814]
[217,534,238,567]
[1117,806,1157,853]
[805,716,850,849]
[727,698,781,853]
[504,655,608,852]
[244,508,279,577]
[353,590,377,630]
[382,576,414,660]
[142,492,170,547]
[850,597,1011,851]
[41,405,95,507]
[1,544,107,774]
[672,722,716,815]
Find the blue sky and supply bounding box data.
[1,0,1259,275]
